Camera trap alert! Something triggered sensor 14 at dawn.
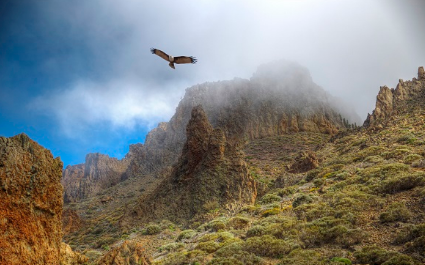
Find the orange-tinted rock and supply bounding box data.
[62,209,83,235]
[0,134,64,264]
[97,241,151,265]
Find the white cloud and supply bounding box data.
[30,79,186,138]
[30,0,425,138]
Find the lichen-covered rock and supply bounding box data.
[0,134,63,264]
[97,241,151,265]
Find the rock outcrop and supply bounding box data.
[0,134,85,265]
[364,66,425,128]
[126,106,257,224]
[62,153,129,203]
[63,61,351,203]
[62,209,83,234]
[288,151,319,173]
[97,241,151,265]
[59,243,88,265]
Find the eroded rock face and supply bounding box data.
[127,106,257,224]
[0,134,63,264]
[62,153,129,203]
[364,66,425,128]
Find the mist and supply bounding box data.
[2,0,424,165]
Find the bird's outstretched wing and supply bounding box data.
[174,56,197,64]
[151,48,170,62]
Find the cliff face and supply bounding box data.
[127,106,257,224]
[63,61,350,203]
[62,153,129,203]
[364,66,425,128]
[0,133,86,265]
[0,134,61,264]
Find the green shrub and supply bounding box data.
[404,154,422,164]
[305,169,321,181]
[213,242,265,265]
[207,257,244,265]
[355,146,386,161]
[143,224,161,235]
[227,216,251,230]
[292,194,313,208]
[243,235,291,258]
[379,173,425,194]
[196,241,220,253]
[354,245,398,265]
[331,257,352,265]
[278,249,326,265]
[156,250,207,265]
[273,187,296,197]
[363,155,384,164]
[407,236,425,253]
[397,134,417,145]
[259,194,282,204]
[246,225,266,237]
[360,163,409,182]
[159,219,177,230]
[261,208,280,217]
[379,202,412,223]
[382,148,411,160]
[208,219,227,232]
[299,216,362,247]
[177,229,197,241]
[158,242,185,252]
[395,223,425,244]
[381,254,416,265]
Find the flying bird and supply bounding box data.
[150,48,197,69]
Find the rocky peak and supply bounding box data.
[125,105,256,224]
[418,66,425,80]
[184,105,213,170]
[0,133,85,264]
[364,66,425,128]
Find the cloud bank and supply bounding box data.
[27,0,425,141]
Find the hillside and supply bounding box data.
[62,61,354,204]
[58,66,425,265]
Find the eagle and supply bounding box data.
[150,48,197,69]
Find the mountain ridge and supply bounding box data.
[62,60,354,203]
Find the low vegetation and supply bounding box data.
[64,108,425,264]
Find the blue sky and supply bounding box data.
[1,0,424,167]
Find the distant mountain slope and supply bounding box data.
[63,60,354,203]
[102,66,425,265]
